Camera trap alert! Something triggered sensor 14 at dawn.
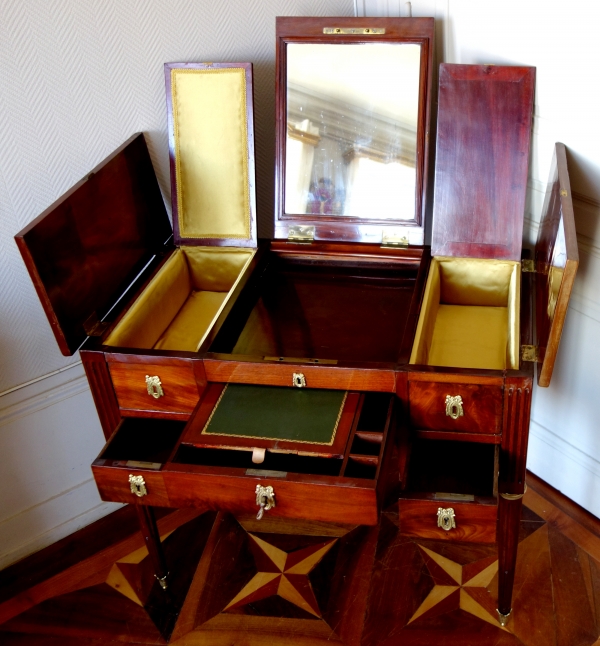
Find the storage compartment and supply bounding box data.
[209,248,422,363]
[409,257,520,370]
[105,247,255,352]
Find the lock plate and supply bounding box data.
[255,484,276,520]
[129,474,147,498]
[146,375,164,399]
[437,507,456,531]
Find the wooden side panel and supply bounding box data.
[108,359,200,415]
[408,380,503,434]
[80,350,121,440]
[432,64,535,260]
[399,499,497,543]
[162,470,379,525]
[204,359,396,392]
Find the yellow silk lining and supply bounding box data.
[410,257,520,370]
[171,68,250,239]
[105,247,255,351]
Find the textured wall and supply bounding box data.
[0,0,353,393]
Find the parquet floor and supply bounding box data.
[1,474,600,645]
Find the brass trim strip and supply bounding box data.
[500,484,527,500]
[323,27,385,34]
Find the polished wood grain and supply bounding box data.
[14,133,173,356]
[108,359,202,416]
[81,350,121,440]
[535,142,580,387]
[273,17,434,243]
[164,62,257,249]
[409,380,503,435]
[432,64,536,260]
[399,499,497,543]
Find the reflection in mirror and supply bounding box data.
[285,43,421,220]
[547,216,566,320]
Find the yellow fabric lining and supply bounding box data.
[410,257,520,370]
[105,247,255,352]
[171,68,250,239]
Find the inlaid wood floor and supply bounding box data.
[1,473,599,645]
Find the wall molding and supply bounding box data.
[528,419,600,519]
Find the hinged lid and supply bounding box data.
[534,143,579,387]
[14,133,172,356]
[432,64,536,260]
[165,62,257,248]
[273,17,434,245]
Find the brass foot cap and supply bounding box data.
[497,609,511,627]
[155,573,169,591]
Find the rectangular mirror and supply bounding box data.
[275,18,434,244]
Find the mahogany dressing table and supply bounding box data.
[14,16,578,633]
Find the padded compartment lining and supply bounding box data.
[105,246,255,351]
[410,257,520,370]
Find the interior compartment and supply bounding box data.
[409,257,520,370]
[404,438,496,498]
[173,444,342,476]
[105,247,255,351]
[101,418,186,463]
[209,252,420,362]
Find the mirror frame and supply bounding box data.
[274,17,434,245]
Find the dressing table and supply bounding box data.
[15,16,578,636]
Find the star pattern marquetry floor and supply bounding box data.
[1,484,600,646]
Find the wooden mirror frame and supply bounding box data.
[274,16,434,244]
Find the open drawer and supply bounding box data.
[92,387,397,526]
[398,438,498,543]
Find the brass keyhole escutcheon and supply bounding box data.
[129,474,147,498]
[437,507,456,531]
[445,395,464,420]
[255,484,276,520]
[293,372,306,388]
[146,375,164,399]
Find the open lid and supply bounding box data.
[535,143,579,387]
[14,133,172,356]
[273,17,434,245]
[432,64,536,260]
[165,62,257,248]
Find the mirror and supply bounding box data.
[285,42,421,221]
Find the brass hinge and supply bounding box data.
[521,345,540,362]
[83,312,110,337]
[323,27,385,35]
[521,259,535,273]
[287,225,315,243]
[382,233,409,249]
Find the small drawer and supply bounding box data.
[108,360,200,415]
[409,381,503,434]
[399,498,497,543]
[92,464,170,506]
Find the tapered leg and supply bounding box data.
[135,505,170,590]
[496,494,523,624]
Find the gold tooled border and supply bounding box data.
[171,68,251,239]
[201,385,348,446]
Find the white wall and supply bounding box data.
[0,0,353,568]
[362,0,600,515]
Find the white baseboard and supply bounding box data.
[527,418,600,519]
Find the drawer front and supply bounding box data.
[109,361,200,415]
[92,465,170,506]
[162,470,379,526]
[409,381,503,434]
[399,499,497,543]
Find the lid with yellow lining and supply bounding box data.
[165,63,257,248]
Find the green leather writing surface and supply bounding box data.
[202,384,347,445]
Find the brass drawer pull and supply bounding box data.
[255,484,276,520]
[437,507,456,531]
[293,372,306,388]
[146,375,164,399]
[129,474,147,497]
[445,395,464,420]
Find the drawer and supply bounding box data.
[409,380,503,434]
[108,359,201,415]
[92,464,170,506]
[399,498,497,543]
